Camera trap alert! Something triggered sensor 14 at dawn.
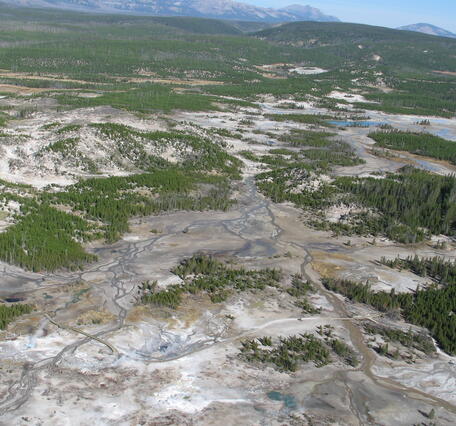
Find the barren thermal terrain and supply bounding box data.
[1,91,456,426]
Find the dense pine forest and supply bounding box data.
[379,255,456,285]
[257,164,456,243]
[334,168,456,242]
[0,2,454,273]
[239,334,332,372]
[0,202,97,272]
[322,277,456,355]
[0,304,33,330]
[256,21,456,117]
[369,130,456,164]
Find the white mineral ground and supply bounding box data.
[1,93,456,425]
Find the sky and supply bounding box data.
[244,0,456,33]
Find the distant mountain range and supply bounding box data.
[397,23,456,39]
[3,1,340,22]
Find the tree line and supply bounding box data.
[335,168,456,242]
[380,255,456,285]
[369,130,456,165]
[141,255,281,307]
[322,277,456,355]
[0,304,33,330]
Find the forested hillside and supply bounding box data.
[254,21,456,72]
[254,21,456,116]
[0,3,454,118]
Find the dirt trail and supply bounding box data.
[44,314,118,354]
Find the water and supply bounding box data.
[237,239,277,258]
[64,288,90,308]
[267,391,298,410]
[415,159,441,173]
[328,120,387,127]
[432,128,456,141]
[4,297,24,303]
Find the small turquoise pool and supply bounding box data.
[267,391,298,410]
